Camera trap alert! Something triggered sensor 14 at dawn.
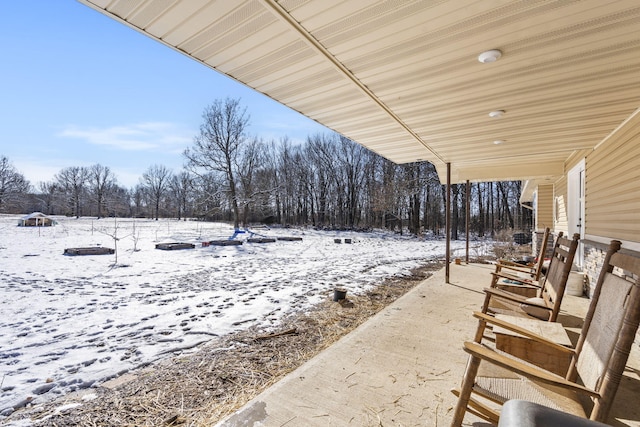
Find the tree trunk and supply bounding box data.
[497,182,514,229]
[226,160,240,229]
[489,182,495,237]
[477,183,485,237]
[452,184,459,240]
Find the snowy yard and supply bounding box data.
[0,215,476,417]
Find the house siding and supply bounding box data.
[553,175,568,235]
[556,149,590,236]
[532,116,640,345]
[536,184,553,231]
[548,113,640,298]
[585,113,640,244]
[565,150,590,171]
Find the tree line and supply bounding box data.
[1,98,530,237]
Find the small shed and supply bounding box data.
[18,212,55,227]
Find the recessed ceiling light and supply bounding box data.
[478,49,502,63]
[493,140,505,145]
[489,110,505,118]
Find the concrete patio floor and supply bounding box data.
[216,262,640,427]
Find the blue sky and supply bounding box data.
[0,1,329,188]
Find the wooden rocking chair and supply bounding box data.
[489,228,552,298]
[482,233,579,322]
[451,240,640,426]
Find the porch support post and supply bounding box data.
[446,162,451,283]
[466,180,470,264]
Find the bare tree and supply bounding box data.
[55,166,89,218]
[184,98,249,229]
[0,156,30,213]
[169,171,194,220]
[36,181,60,214]
[192,172,225,220]
[476,182,485,237]
[88,164,116,218]
[307,134,342,226]
[141,165,172,220]
[236,137,266,226]
[276,139,296,225]
[106,184,132,218]
[175,116,527,236]
[369,158,401,231]
[99,216,131,266]
[131,184,147,218]
[260,139,284,223]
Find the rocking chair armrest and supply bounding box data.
[463,341,599,398]
[472,312,575,355]
[490,271,537,285]
[496,259,535,269]
[495,263,534,275]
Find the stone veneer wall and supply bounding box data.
[583,241,609,298]
[533,231,555,260]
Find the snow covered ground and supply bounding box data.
[0,214,479,418]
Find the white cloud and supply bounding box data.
[12,158,85,187]
[59,122,193,153]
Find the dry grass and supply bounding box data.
[9,262,443,427]
[490,229,534,261]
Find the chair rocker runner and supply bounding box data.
[451,240,640,426]
[482,232,579,322]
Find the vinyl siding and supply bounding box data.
[536,184,553,231]
[585,112,640,243]
[553,150,590,235]
[553,175,568,235]
[565,150,590,172]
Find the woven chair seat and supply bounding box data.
[474,367,586,417]
[471,347,587,416]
